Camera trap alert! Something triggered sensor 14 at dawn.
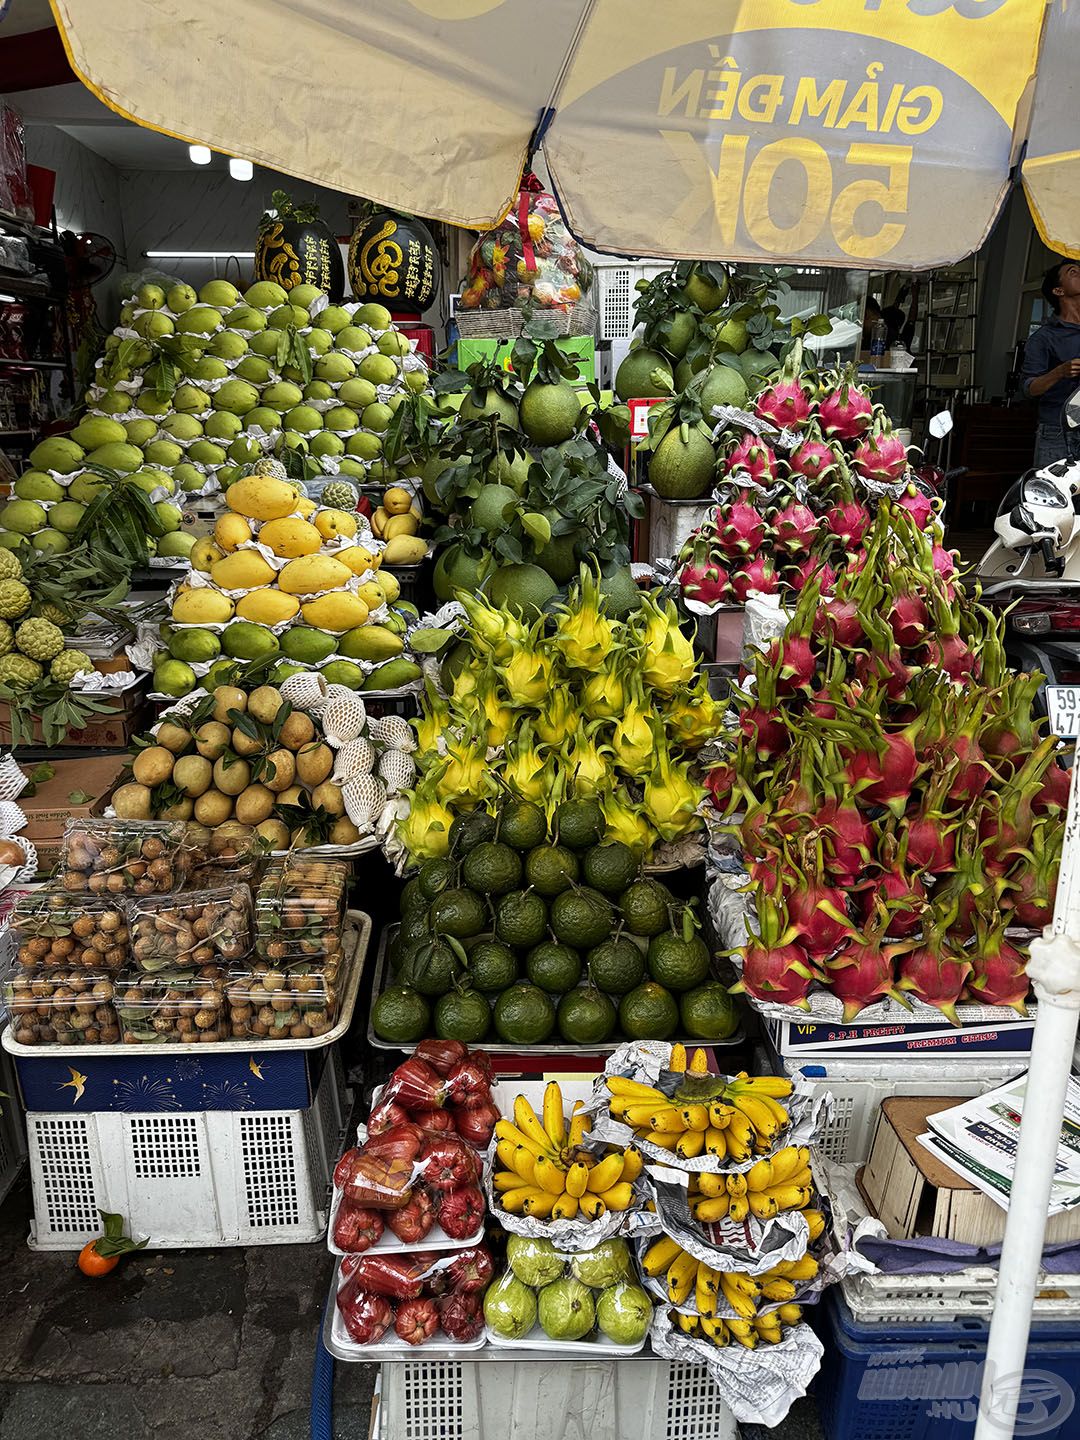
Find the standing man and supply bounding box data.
[1021,260,1080,467]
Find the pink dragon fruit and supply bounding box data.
[739,704,788,760]
[813,598,863,649]
[1034,764,1072,815]
[787,556,837,595]
[888,591,930,649]
[843,727,921,815]
[766,634,817,695]
[896,483,936,530]
[715,493,766,557]
[788,436,838,483]
[731,892,817,1010]
[730,555,781,603]
[816,797,875,884]
[772,500,820,555]
[854,649,918,701]
[786,879,852,961]
[931,542,958,583]
[895,923,973,1025]
[859,869,927,939]
[823,500,871,549]
[680,558,732,606]
[756,377,813,430]
[825,938,902,1022]
[924,633,980,682]
[965,921,1029,1013]
[726,434,781,485]
[818,377,873,440]
[854,428,909,483]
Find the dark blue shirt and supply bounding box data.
[1021,316,1080,426]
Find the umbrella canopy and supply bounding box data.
[50,0,1065,267]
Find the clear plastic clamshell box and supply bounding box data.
[10,889,131,974]
[116,966,230,1045]
[3,967,120,1046]
[60,818,194,896]
[225,957,340,1041]
[254,856,349,964]
[130,884,252,974]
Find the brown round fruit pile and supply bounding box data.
[5,969,119,1046]
[255,857,348,962]
[226,959,337,1040]
[60,820,190,896]
[118,966,229,1045]
[12,891,130,973]
[131,886,252,973]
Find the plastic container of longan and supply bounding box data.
[129,884,252,974]
[115,966,230,1045]
[3,967,120,1046]
[59,819,193,896]
[10,890,130,974]
[225,956,340,1041]
[254,857,349,965]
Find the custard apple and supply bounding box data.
[0,653,42,688]
[16,618,64,662]
[251,457,288,481]
[34,600,74,625]
[0,548,22,581]
[0,580,30,620]
[51,649,93,684]
[0,620,13,657]
[322,480,358,511]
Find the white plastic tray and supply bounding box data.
[324,1260,486,1361]
[484,1321,647,1357]
[1,909,371,1058]
[327,1181,484,1257]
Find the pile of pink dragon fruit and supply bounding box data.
[678,360,934,610]
[707,507,1068,1024]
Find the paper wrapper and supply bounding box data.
[481,1135,660,1252]
[649,1308,823,1428]
[587,1041,827,1173]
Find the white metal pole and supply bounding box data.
[975,755,1080,1440]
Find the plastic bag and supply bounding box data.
[458,173,592,315]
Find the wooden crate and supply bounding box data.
[859,1095,1080,1246]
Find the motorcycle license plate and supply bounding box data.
[1046,686,1080,737]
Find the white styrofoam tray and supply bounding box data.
[327,1180,484,1257]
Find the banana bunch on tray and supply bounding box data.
[493,1080,643,1222]
[688,1147,820,1224]
[605,1049,793,1162]
[644,1235,818,1347]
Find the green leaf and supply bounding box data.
[521,512,551,547]
[30,763,54,784]
[410,627,455,654]
[67,790,92,804]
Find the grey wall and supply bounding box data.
[975,186,1036,402]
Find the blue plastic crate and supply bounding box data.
[12,1046,325,1113]
[817,1291,1080,1439]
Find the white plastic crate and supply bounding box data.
[0,1046,26,1204]
[25,1053,348,1250]
[841,1269,1080,1327]
[379,1359,736,1440]
[594,262,669,341]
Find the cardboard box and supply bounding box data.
[19,755,127,865]
[859,1096,1080,1246]
[0,680,148,749]
[765,1015,1035,1058]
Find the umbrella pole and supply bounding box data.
[975,758,1080,1440]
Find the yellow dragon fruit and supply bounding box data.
[436,736,491,807]
[643,732,705,840]
[560,721,613,797]
[477,682,516,749]
[553,568,613,670]
[533,685,579,746]
[450,664,479,706]
[503,627,554,707]
[662,679,719,751]
[396,776,455,860]
[635,595,696,695]
[581,661,625,721]
[457,590,526,661]
[413,680,449,757]
[503,721,554,805]
[599,786,656,858]
[609,679,655,777]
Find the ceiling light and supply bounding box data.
[229,158,253,181]
[145,250,256,259]
[188,144,212,165]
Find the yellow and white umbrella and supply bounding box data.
[49,0,1072,268]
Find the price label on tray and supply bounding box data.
[1045,686,1080,738]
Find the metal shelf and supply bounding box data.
[0,429,35,438]
[0,357,66,370]
[0,274,63,303]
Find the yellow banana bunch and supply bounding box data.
[669,1305,804,1350]
[763,1254,819,1284]
[493,1083,640,1221]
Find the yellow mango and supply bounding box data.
[339,544,381,577]
[235,590,300,624]
[214,512,253,552]
[172,589,234,624]
[356,580,385,609]
[258,516,323,558]
[277,554,353,595]
[315,508,358,541]
[210,550,278,590]
[191,537,224,573]
[371,506,389,537]
[295,497,317,517]
[375,569,400,602]
[383,486,413,516]
[301,592,370,632]
[382,535,427,566]
[383,512,419,540]
[226,474,299,521]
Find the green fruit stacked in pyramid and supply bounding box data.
[158,459,421,699]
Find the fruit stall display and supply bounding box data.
[118,666,417,852]
[373,794,738,1049]
[391,571,715,867]
[153,461,423,701]
[708,501,1066,1023]
[49,278,430,513]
